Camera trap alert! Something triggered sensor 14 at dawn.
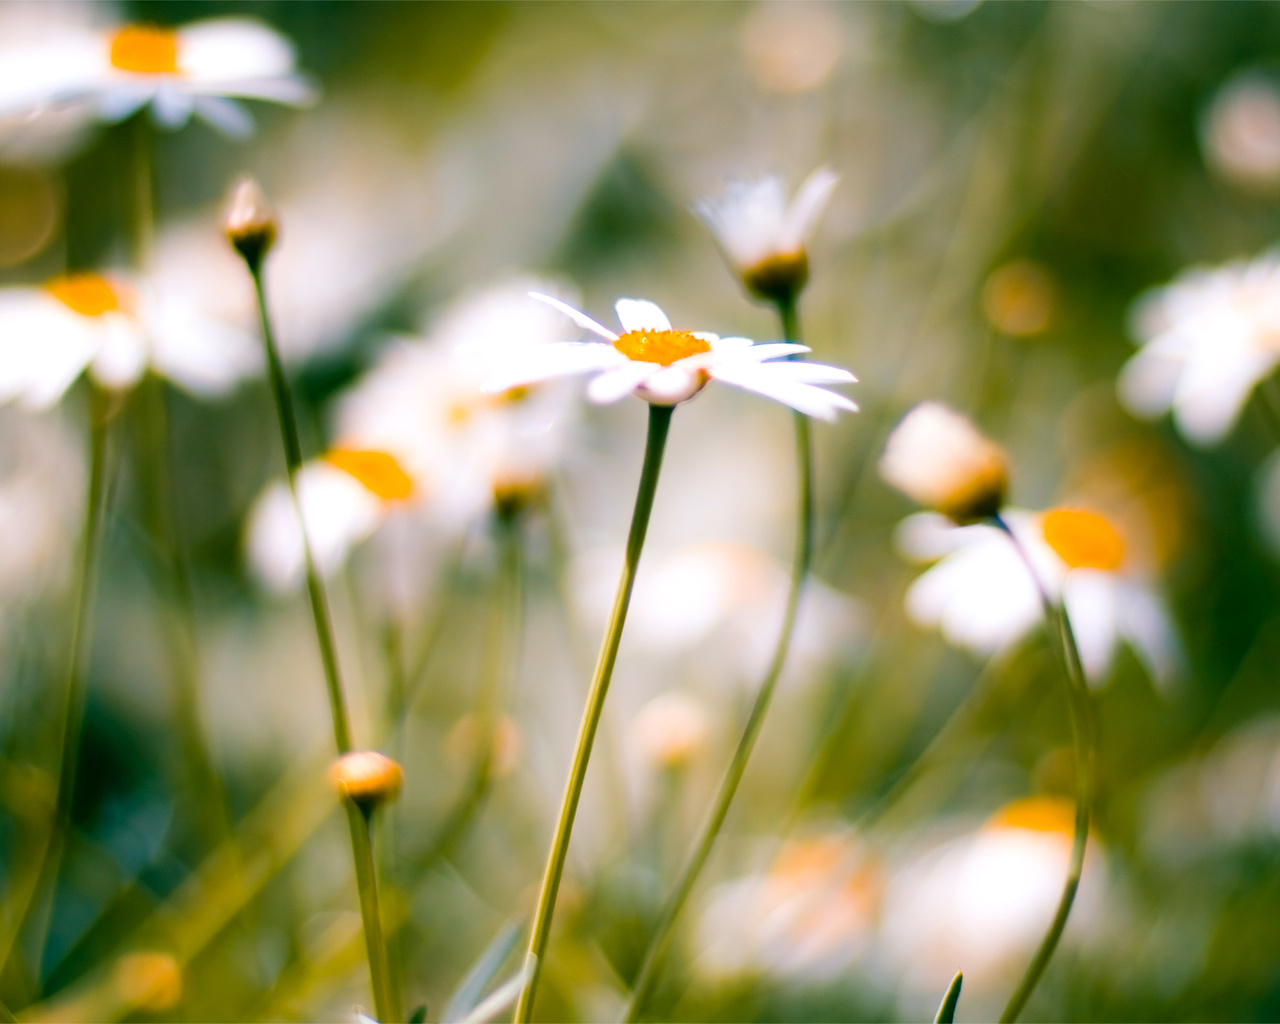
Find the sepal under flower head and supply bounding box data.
[879,402,1008,523]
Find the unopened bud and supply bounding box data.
[741,251,810,305]
[330,750,403,812]
[225,176,278,270]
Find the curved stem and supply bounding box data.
[247,265,399,1020]
[622,297,813,1022]
[514,404,674,1023]
[0,386,111,982]
[993,515,1094,1024]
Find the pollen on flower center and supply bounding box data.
[326,449,414,501]
[613,329,711,366]
[1042,507,1125,571]
[109,25,180,75]
[45,273,122,317]
[988,796,1076,835]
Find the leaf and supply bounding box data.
[442,921,521,1023]
[408,1006,428,1024]
[934,970,963,1024]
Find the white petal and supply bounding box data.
[148,299,261,397]
[615,298,671,333]
[735,342,810,362]
[783,167,839,251]
[756,361,857,384]
[178,19,298,83]
[97,84,153,123]
[191,94,254,138]
[709,362,856,420]
[481,341,622,393]
[89,317,147,390]
[586,361,657,403]
[1116,581,1183,693]
[635,365,704,404]
[529,292,617,341]
[150,85,195,129]
[1063,571,1120,686]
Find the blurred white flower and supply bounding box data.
[0,270,259,407]
[630,690,711,771]
[879,402,1008,523]
[245,454,406,593]
[484,294,856,420]
[1119,254,1280,446]
[739,4,845,95]
[246,281,582,593]
[696,832,879,982]
[881,797,1101,1005]
[1202,73,1280,191]
[896,507,1181,689]
[0,18,315,138]
[696,168,838,301]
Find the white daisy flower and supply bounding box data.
[881,798,1103,1010]
[695,167,839,302]
[0,18,315,138]
[245,281,581,594]
[0,271,259,408]
[879,402,1009,523]
[1118,253,1280,446]
[483,294,856,420]
[896,506,1182,689]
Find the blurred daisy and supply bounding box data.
[896,506,1181,689]
[484,295,856,420]
[696,167,839,302]
[1202,73,1280,192]
[881,797,1102,1003]
[880,402,1009,523]
[630,690,711,772]
[1118,253,1280,446]
[246,281,580,593]
[0,18,315,138]
[696,832,879,981]
[0,271,259,408]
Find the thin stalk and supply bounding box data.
[247,265,397,1020]
[993,515,1094,1024]
[514,404,674,1023]
[622,296,812,1022]
[0,386,112,981]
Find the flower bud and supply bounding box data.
[330,750,404,812]
[742,252,810,305]
[225,176,278,270]
[879,402,1008,523]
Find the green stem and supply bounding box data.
[248,266,352,754]
[993,515,1094,1024]
[349,804,401,1024]
[247,264,398,1019]
[131,113,154,270]
[0,386,111,982]
[514,404,674,1023]
[622,297,812,1022]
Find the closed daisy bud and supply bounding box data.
[225,176,277,270]
[879,402,1008,523]
[330,750,403,812]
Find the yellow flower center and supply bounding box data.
[613,329,710,366]
[45,273,122,317]
[109,25,180,75]
[989,796,1076,835]
[1042,507,1125,571]
[326,449,414,502]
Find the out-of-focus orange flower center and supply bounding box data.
[326,450,414,502]
[109,25,180,75]
[45,273,122,317]
[614,329,710,366]
[989,796,1076,835]
[1042,507,1125,570]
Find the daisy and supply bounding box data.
[896,506,1182,689]
[483,294,856,420]
[0,270,259,408]
[0,18,315,138]
[879,402,1009,523]
[695,168,839,302]
[1118,252,1280,446]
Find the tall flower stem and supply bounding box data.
[0,385,112,981]
[247,263,397,1022]
[622,296,813,1022]
[514,404,674,1023]
[993,515,1094,1024]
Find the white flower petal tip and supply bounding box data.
[880,403,1008,523]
